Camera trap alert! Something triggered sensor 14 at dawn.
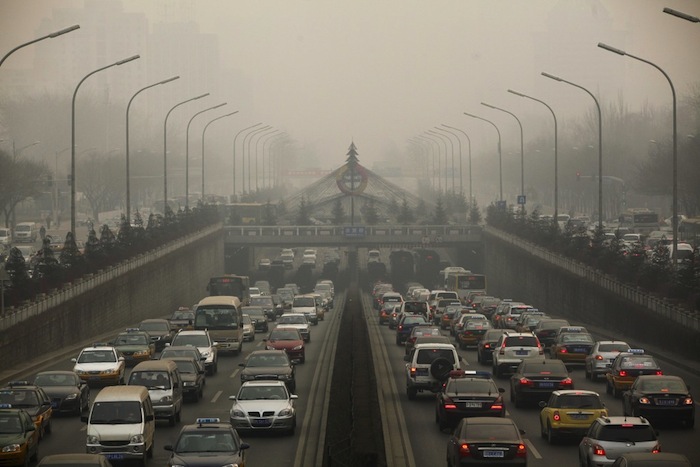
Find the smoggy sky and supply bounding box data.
[1,0,699,168]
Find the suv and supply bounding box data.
[403,343,465,400]
[169,330,218,376]
[579,416,660,466]
[492,332,544,378]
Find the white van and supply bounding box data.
[128,359,183,426]
[13,222,37,243]
[82,385,155,465]
[0,227,11,245]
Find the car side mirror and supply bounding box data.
[71,358,77,363]
[538,401,547,408]
[241,443,251,450]
[498,388,506,394]
[518,429,526,435]
[291,394,299,400]
[229,395,237,400]
[238,363,245,367]
[163,445,173,451]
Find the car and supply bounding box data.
[510,359,573,408]
[538,390,608,443]
[168,308,194,332]
[163,417,249,466]
[477,329,505,365]
[33,371,90,416]
[291,294,319,325]
[395,313,429,345]
[499,305,537,330]
[14,245,37,262]
[0,405,39,466]
[239,350,297,393]
[610,452,692,467]
[585,340,631,381]
[432,299,462,325]
[492,332,545,378]
[276,287,295,311]
[378,302,397,325]
[606,349,663,398]
[450,309,483,337]
[388,305,403,330]
[435,370,506,431]
[490,300,524,329]
[622,375,694,428]
[159,346,206,374]
[533,318,571,348]
[265,327,306,363]
[578,416,660,466]
[164,357,206,402]
[169,330,218,376]
[367,249,381,263]
[249,294,276,321]
[314,282,334,306]
[110,329,155,367]
[0,382,53,439]
[241,314,255,342]
[440,306,461,330]
[277,312,311,342]
[399,300,429,319]
[550,328,595,365]
[0,227,12,246]
[309,292,327,321]
[404,342,465,400]
[446,417,527,466]
[456,316,492,349]
[379,291,404,312]
[71,344,125,386]
[242,305,269,332]
[513,310,548,332]
[249,286,261,297]
[229,380,298,435]
[258,257,271,270]
[138,318,175,351]
[37,453,115,466]
[302,254,316,267]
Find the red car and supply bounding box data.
[265,327,306,363]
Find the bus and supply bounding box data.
[193,295,243,354]
[446,272,487,304]
[618,208,660,235]
[207,275,250,304]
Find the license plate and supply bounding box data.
[569,413,589,420]
[252,418,271,426]
[656,399,676,406]
[89,376,100,381]
[415,368,429,376]
[464,402,481,408]
[105,454,124,460]
[515,350,528,356]
[538,382,554,388]
[483,450,504,458]
[573,348,587,353]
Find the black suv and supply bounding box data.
[239,350,296,393]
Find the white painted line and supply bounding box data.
[256,340,264,347]
[525,438,542,459]
[80,425,87,431]
[211,390,222,403]
[230,369,239,379]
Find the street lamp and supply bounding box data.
[663,7,700,22]
[416,135,439,190]
[259,131,283,190]
[252,128,278,192]
[71,54,140,235]
[441,125,471,201]
[598,42,679,264]
[244,125,271,194]
[430,128,455,193]
[185,103,227,209]
[408,138,431,189]
[422,133,443,192]
[163,93,209,213]
[232,123,263,198]
[435,126,462,197]
[464,112,503,202]
[542,71,603,231]
[201,111,238,201]
[0,25,80,68]
[13,141,40,160]
[508,89,559,222]
[125,76,180,222]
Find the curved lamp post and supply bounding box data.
[244,125,271,194]
[255,129,280,192]
[441,124,471,202]
[508,89,559,222]
[416,135,438,190]
[262,132,285,190]
[71,54,140,235]
[185,103,227,209]
[435,126,462,196]
[663,7,699,22]
[421,133,442,192]
[201,111,238,201]
[407,138,429,185]
[430,128,455,193]
[232,122,263,198]
[542,72,603,231]
[125,76,179,222]
[598,42,679,265]
[0,25,79,68]
[464,112,503,202]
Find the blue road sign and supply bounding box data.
[517,195,526,205]
[343,226,366,237]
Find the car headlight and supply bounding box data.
[292,345,303,350]
[159,395,172,403]
[231,409,245,418]
[130,434,144,444]
[133,350,149,356]
[1,444,21,453]
[101,368,117,375]
[279,408,293,417]
[65,393,78,400]
[221,464,238,467]
[200,350,211,358]
[87,435,99,444]
[74,369,86,375]
[183,382,195,387]
[266,345,275,350]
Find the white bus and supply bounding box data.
[194,296,243,354]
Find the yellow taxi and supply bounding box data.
[111,328,155,366]
[0,382,53,439]
[605,349,663,398]
[538,390,608,443]
[550,328,595,365]
[71,343,126,386]
[0,405,39,466]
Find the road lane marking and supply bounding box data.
[525,438,542,459]
[230,369,239,379]
[211,390,222,403]
[256,340,264,347]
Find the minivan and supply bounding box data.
[127,359,183,426]
[13,222,37,243]
[82,385,155,465]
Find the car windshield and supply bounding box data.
[0,390,38,407]
[620,356,658,369]
[161,349,198,360]
[176,432,237,453]
[172,335,210,347]
[173,361,197,374]
[404,302,427,313]
[448,379,497,394]
[293,297,315,307]
[269,330,301,340]
[243,307,266,318]
[416,348,455,364]
[247,354,290,367]
[115,334,149,346]
[561,334,594,344]
[250,297,273,306]
[597,425,656,442]
[139,322,168,333]
[505,336,538,347]
[89,401,142,424]
[638,379,687,392]
[171,311,193,320]
[523,362,566,374]
[599,343,630,352]
[413,327,440,336]
[237,385,288,400]
[556,394,603,409]
[464,424,518,440]
[34,373,76,387]
[279,315,307,325]
[403,316,427,325]
[0,415,22,434]
[78,350,116,363]
[129,371,171,389]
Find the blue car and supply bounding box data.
[395,314,428,345]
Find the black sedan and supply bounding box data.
[167,357,206,402]
[242,306,269,333]
[33,371,90,416]
[622,375,695,428]
[476,329,505,365]
[435,371,505,431]
[446,417,527,466]
[239,350,296,393]
[509,359,573,408]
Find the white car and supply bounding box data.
[291,296,318,325]
[277,313,311,342]
[71,344,126,386]
[169,330,218,376]
[367,249,381,263]
[302,254,316,267]
[0,227,11,246]
[241,314,255,342]
[229,381,297,435]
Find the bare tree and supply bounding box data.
[77,152,124,223]
[0,151,50,227]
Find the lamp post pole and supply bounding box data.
[663,7,700,22]
[508,89,559,222]
[598,42,679,265]
[435,126,463,196]
[430,128,455,193]
[126,76,180,222]
[0,24,79,68]
[482,102,525,211]
[71,54,140,235]
[421,134,442,192]
[441,125,471,202]
[262,132,284,190]
[245,125,272,194]
[464,112,503,202]
[201,111,238,201]
[163,93,209,214]
[255,129,280,192]
[542,72,603,231]
[232,123,263,199]
[185,103,227,209]
[409,138,431,189]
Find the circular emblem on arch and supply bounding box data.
[336,165,368,195]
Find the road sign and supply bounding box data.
[343,226,366,237]
[517,195,526,205]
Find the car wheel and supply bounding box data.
[407,386,417,400]
[584,365,591,380]
[540,419,547,438]
[547,423,556,444]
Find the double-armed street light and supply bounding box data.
[201,111,239,201]
[441,125,471,202]
[0,25,80,69]
[71,54,140,235]
[264,133,286,190]
[541,71,603,231]
[407,138,431,189]
[464,112,503,202]
[185,103,227,209]
[232,123,263,198]
[13,141,41,160]
[125,76,180,222]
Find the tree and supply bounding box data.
[468,199,482,225]
[397,198,415,224]
[77,152,124,223]
[363,200,379,225]
[332,199,345,225]
[0,151,50,227]
[296,197,311,225]
[432,197,448,224]
[262,201,278,226]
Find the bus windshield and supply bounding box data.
[207,276,248,301]
[194,306,239,330]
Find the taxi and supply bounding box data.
[71,344,126,386]
[0,382,53,439]
[111,329,155,366]
[163,418,250,467]
[605,349,663,398]
[456,317,492,349]
[538,390,608,443]
[0,405,39,466]
[550,328,595,365]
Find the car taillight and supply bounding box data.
[559,348,568,353]
[410,367,416,377]
[491,404,503,411]
[683,397,693,405]
[595,355,604,360]
[639,397,650,404]
[593,444,606,456]
[443,396,457,410]
[652,444,661,454]
[459,443,471,457]
[516,444,526,457]
[618,370,627,377]
[561,377,573,386]
[553,411,560,421]
[398,325,403,331]
[655,370,663,375]
[519,378,534,387]
[483,343,491,349]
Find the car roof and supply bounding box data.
[241,380,287,387]
[551,389,599,397]
[413,343,456,350]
